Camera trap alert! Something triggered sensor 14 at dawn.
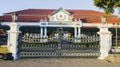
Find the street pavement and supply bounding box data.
[0,58,120,67]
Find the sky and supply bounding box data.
[0,0,119,16]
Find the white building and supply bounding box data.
[0,8,120,60]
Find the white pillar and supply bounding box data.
[74,27,77,38]
[40,27,43,38]
[7,23,21,60]
[97,25,112,60]
[78,27,81,38]
[7,33,10,47]
[44,27,47,37]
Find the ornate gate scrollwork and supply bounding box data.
[18,32,100,58]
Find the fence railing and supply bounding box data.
[18,33,100,58]
[19,33,100,43]
[0,34,7,45]
[112,36,120,47]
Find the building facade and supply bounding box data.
[0,8,120,60]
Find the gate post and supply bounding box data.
[7,22,21,60]
[97,24,112,60]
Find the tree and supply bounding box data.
[94,0,120,16]
[94,0,120,49]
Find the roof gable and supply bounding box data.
[49,8,73,21]
[51,7,71,16]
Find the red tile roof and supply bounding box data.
[5,9,54,15]
[0,15,12,22]
[0,9,119,23]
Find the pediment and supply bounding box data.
[49,8,73,22]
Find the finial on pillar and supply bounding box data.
[101,16,107,24]
[40,18,43,21]
[74,19,77,21]
[11,13,18,22]
[44,18,47,21]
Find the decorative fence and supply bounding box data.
[18,33,100,58]
[0,34,7,45]
[112,36,120,47]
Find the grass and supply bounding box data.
[105,54,120,62]
[0,46,9,53]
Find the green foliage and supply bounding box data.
[94,0,120,15]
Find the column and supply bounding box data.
[97,25,112,60]
[7,33,10,47]
[74,27,77,38]
[78,27,81,38]
[44,27,47,37]
[40,27,43,38]
[7,23,21,60]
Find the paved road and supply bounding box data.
[0,58,120,67]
